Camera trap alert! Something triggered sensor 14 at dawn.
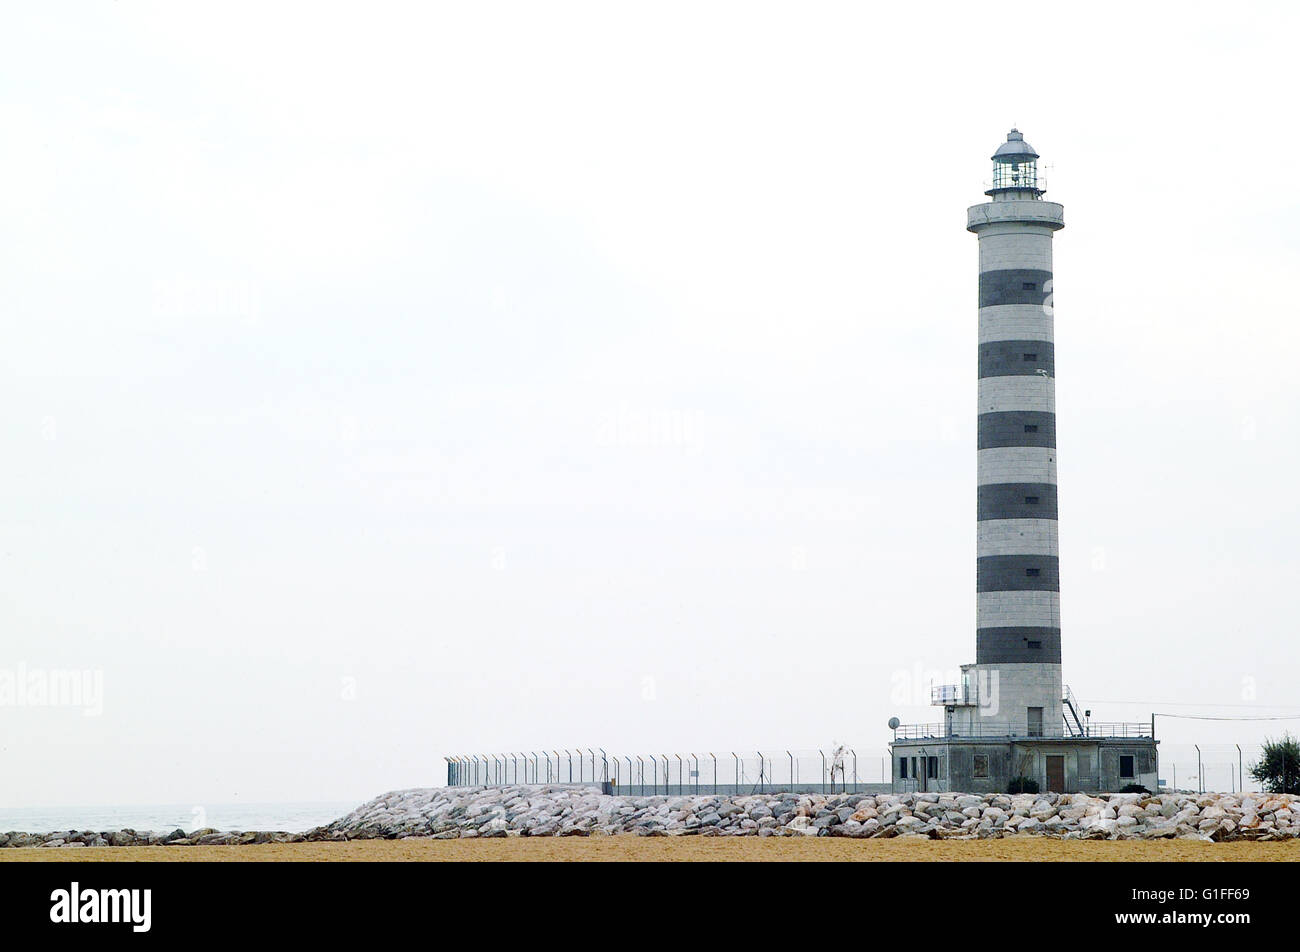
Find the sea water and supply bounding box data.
[0,801,358,834]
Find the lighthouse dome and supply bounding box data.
[991,129,1040,162]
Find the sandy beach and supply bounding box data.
[2,837,1296,862]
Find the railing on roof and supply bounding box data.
[891,722,1153,741]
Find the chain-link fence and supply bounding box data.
[1160,743,1271,794]
[445,749,894,795]
[446,742,1283,795]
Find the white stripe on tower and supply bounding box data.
[978,376,1056,414]
[979,304,1054,344]
[978,447,1057,484]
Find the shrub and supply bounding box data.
[1007,776,1039,794]
[1250,733,1300,795]
[1119,783,1151,794]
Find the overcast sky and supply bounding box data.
[3,2,1298,807]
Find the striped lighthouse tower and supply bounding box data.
[967,129,1065,737]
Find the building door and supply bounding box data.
[1046,755,1065,792]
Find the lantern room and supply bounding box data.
[986,128,1043,197]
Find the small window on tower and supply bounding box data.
[1025,568,1041,577]
[1027,640,1042,649]
[1022,282,1037,291]
[1024,424,1039,433]
[973,754,989,779]
[1023,353,1037,361]
[1120,755,1135,779]
[1025,495,1040,505]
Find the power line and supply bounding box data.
[1089,700,1300,710]
[1154,713,1300,722]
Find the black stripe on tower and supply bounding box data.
[979,340,1054,378]
[977,483,1057,521]
[978,411,1056,449]
[978,269,1053,308]
[977,627,1062,664]
[977,555,1060,592]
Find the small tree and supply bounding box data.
[1249,733,1300,795]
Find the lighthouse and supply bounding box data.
[886,130,1159,794]
[968,128,1064,738]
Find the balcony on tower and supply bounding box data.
[930,677,977,706]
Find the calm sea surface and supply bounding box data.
[0,801,359,834]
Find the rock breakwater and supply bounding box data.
[5,787,1296,846]
[308,786,1300,842]
[0,828,307,848]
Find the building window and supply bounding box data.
[1025,567,1041,577]
[927,756,939,779]
[1025,495,1039,504]
[973,754,989,779]
[1022,353,1037,361]
[1027,640,1042,649]
[1024,424,1038,433]
[1022,282,1037,291]
[899,757,908,779]
[1120,755,1135,779]
[1027,707,1043,737]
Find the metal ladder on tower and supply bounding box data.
[1062,685,1086,737]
